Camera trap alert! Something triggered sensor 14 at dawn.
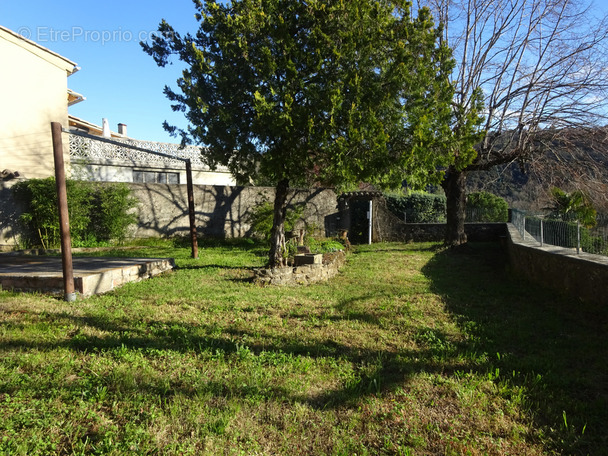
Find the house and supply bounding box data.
[0,25,80,180]
[68,116,236,186]
[0,24,235,187]
[0,25,236,249]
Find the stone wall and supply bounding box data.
[397,222,507,242]
[373,201,507,243]
[128,183,338,239]
[1,180,507,249]
[0,180,23,250]
[0,183,339,248]
[254,251,346,286]
[506,224,608,304]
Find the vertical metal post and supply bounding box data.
[51,122,76,302]
[368,200,373,245]
[186,159,198,259]
[540,218,544,246]
[577,220,581,254]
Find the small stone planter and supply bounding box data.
[254,251,346,286]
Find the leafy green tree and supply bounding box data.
[143,0,455,266]
[547,187,596,228]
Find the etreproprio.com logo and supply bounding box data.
[16,26,173,45]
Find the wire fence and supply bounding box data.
[511,209,608,256]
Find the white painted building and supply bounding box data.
[68,116,235,186]
[0,24,235,187]
[0,25,79,180]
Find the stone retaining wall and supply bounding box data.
[506,224,608,304]
[254,251,346,286]
[393,222,507,242]
[372,200,507,242]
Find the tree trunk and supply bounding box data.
[442,167,468,247]
[268,178,290,268]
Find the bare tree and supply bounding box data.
[468,125,608,213]
[418,0,608,245]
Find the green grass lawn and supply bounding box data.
[1,240,606,455]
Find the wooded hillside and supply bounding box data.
[467,127,608,213]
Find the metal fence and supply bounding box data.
[511,209,608,256]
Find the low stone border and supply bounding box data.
[254,250,347,286]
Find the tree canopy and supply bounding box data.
[143,0,455,265]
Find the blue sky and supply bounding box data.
[1,0,201,143]
[3,0,607,144]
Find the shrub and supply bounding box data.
[386,192,446,223]
[582,234,608,255]
[13,178,94,248]
[305,237,346,253]
[246,199,304,242]
[13,179,137,249]
[466,192,509,222]
[89,183,138,242]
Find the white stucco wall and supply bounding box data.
[71,159,236,186]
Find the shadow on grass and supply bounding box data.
[4,241,606,454]
[1,305,469,414]
[0,242,481,419]
[350,242,445,255]
[421,242,608,455]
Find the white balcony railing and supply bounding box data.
[68,132,221,169]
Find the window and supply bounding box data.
[133,170,180,184]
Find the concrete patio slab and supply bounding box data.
[0,255,175,297]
